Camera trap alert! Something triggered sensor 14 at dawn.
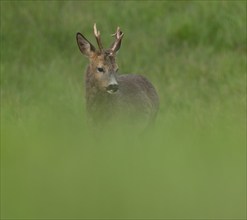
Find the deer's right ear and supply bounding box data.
[76,33,96,57]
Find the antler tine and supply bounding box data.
[110,26,124,55]
[93,23,103,52]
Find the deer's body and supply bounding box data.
[77,24,159,129]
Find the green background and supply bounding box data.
[1,0,246,219]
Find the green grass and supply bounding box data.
[1,1,246,219]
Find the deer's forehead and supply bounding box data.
[92,54,116,65]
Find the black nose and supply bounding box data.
[106,84,119,93]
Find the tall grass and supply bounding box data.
[1,1,246,219]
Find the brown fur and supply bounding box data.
[76,25,159,130]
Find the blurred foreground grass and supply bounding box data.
[1,1,246,219]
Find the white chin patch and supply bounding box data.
[107,90,115,94]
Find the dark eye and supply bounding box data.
[97,67,104,73]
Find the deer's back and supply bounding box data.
[117,74,159,110]
[112,74,159,126]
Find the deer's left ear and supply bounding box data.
[76,33,96,57]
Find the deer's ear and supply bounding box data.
[76,33,96,57]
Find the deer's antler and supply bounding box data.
[93,23,103,52]
[110,26,124,55]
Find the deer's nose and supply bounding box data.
[106,84,119,94]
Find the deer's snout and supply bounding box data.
[106,83,119,94]
[106,74,118,94]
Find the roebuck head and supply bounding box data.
[76,24,124,94]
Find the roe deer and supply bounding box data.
[76,24,159,130]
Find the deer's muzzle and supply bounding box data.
[106,83,118,94]
[106,74,118,94]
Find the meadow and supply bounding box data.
[1,1,246,219]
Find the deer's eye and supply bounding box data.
[97,67,104,73]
